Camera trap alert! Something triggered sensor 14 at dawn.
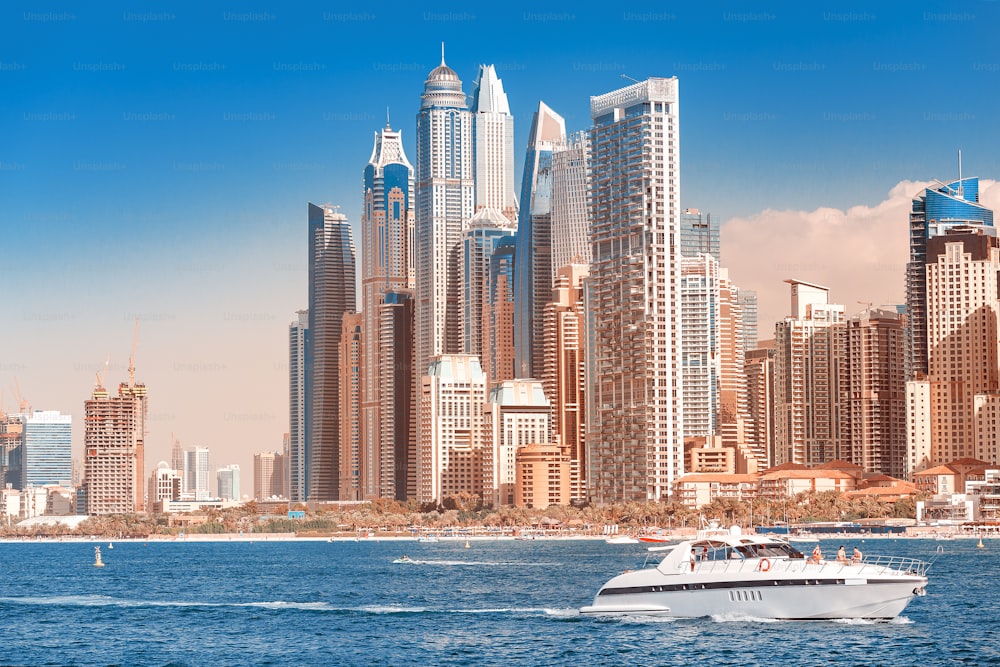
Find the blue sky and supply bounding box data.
[3,1,998,483]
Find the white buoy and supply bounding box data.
[94,546,105,568]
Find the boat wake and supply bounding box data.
[0,595,332,611]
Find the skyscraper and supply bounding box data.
[906,176,993,378]
[550,131,592,275]
[83,371,147,515]
[253,450,286,501]
[514,101,565,379]
[308,203,356,501]
[415,50,474,379]
[462,207,515,365]
[361,124,414,501]
[920,229,1000,465]
[288,309,308,502]
[485,237,517,386]
[773,280,847,466]
[470,64,517,222]
[744,343,775,469]
[217,464,240,501]
[184,446,210,501]
[737,289,759,353]
[22,410,72,487]
[587,78,683,503]
[680,254,721,438]
[540,263,589,502]
[846,308,907,478]
[340,312,363,500]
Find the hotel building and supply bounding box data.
[418,355,486,504]
[483,379,550,507]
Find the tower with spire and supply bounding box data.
[361,121,416,500]
[414,45,474,503]
[470,64,517,223]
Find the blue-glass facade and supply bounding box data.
[22,411,72,487]
[907,176,994,377]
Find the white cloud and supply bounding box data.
[723,179,1000,340]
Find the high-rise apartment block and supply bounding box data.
[681,254,721,439]
[288,309,308,502]
[541,263,589,502]
[308,203,356,501]
[587,78,683,503]
[340,312,363,500]
[483,379,550,507]
[418,354,486,504]
[744,342,775,469]
[550,131,591,276]
[485,237,516,385]
[906,176,994,378]
[253,450,286,501]
[846,308,907,478]
[773,280,847,467]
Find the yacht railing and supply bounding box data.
[684,555,930,577]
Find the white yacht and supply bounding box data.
[580,528,929,620]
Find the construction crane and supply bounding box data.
[128,318,138,388]
[12,377,30,414]
[95,354,110,389]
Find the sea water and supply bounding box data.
[0,537,993,666]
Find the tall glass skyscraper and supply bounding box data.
[586,78,683,503]
[307,203,356,501]
[514,101,565,379]
[470,64,517,223]
[907,176,994,377]
[361,124,414,501]
[22,410,72,487]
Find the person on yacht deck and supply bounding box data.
[836,545,848,563]
[851,546,863,564]
[808,544,823,564]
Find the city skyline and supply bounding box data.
[4,2,1000,481]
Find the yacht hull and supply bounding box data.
[581,571,927,620]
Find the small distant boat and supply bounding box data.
[94,546,105,568]
[606,536,639,544]
[638,535,672,544]
[418,535,440,543]
[393,555,414,564]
